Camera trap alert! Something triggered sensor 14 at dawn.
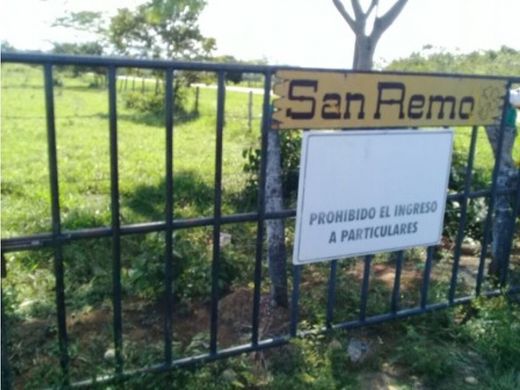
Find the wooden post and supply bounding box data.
[194,86,200,114]
[248,91,253,131]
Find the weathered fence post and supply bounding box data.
[248,91,253,131]
[1,256,11,390]
[194,86,200,115]
[485,121,518,279]
[266,127,288,307]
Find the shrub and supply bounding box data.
[464,297,520,372]
[242,130,301,205]
[124,81,188,117]
[443,148,489,240]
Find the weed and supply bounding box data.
[463,297,520,372]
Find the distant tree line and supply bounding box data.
[385,45,520,76]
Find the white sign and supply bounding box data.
[293,129,453,265]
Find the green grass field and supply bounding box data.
[2,64,520,389]
[1,64,265,237]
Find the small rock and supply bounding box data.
[104,348,116,361]
[219,232,232,248]
[465,376,478,385]
[461,237,481,255]
[347,338,370,363]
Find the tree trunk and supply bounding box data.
[265,128,289,307]
[353,35,376,70]
[485,124,518,278]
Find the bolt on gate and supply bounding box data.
[1,52,519,388]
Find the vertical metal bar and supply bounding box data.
[248,90,253,132]
[163,68,174,365]
[449,126,478,303]
[500,172,520,287]
[325,260,338,329]
[1,277,11,390]
[44,63,69,384]
[390,251,404,313]
[108,66,123,374]
[251,72,271,345]
[476,84,512,295]
[290,265,302,337]
[209,71,225,355]
[420,247,434,309]
[359,255,372,322]
[1,253,6,279]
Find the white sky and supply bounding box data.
[2,0,520,69]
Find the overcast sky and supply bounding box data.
[2,0,520,68]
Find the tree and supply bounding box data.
[52,0,216,114]
[386,46,520,75]
[53,0,215,61]
[53,11,106,34]
[52,41,106,80]
[52,42,104,57]
[485,107,518,279]
[108,0,215,59]
[1,41,16,52]
[332,0,408,70]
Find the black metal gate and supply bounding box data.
[1,52,519,388]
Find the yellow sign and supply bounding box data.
[272,70,507,129]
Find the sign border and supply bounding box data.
[293,129,454,265]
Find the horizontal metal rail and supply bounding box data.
[3,52,520,82]
[1,210,296,253]
[1,187,514,254]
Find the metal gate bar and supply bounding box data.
[163,68,175,366]
[209,71,226,355]
[475,82,513,295]
[448,125,479,303]
[43,63,70,384]
[251,70,273,346]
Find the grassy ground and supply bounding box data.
[2,64,520,389]
[1,64,265,236]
